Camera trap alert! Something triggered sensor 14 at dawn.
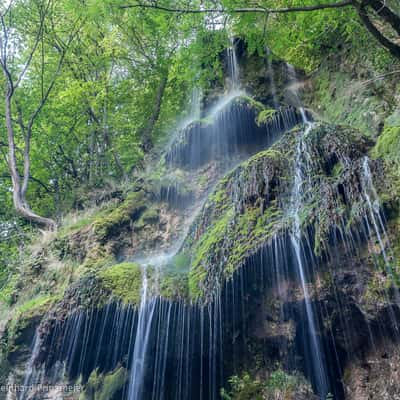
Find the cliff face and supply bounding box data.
[0,45,399,400]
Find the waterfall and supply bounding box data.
[20,332,43,400]
[266,47,279,109]
[285,64,329,397]
[190,86,202,121]
[227,38,240,91]
[17,48,400,400]
[289,123,329,397]
[361,157,400,337]
[361,157,391,267]
[128,268,157,400]
[286,63,307,112]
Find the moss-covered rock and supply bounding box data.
[255,108,277,126]
[92,191,147,242]
[3,295,55,354]
[370,111,400,211]
[183,122,377,300]
[99,262,143,305]
[307,50,400,136]
[80,367,128,400]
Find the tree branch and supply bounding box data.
[357,2,400,58]
[119,1,353,14]
[363,0,400,36]
[21,18,83,198]
[14,0,53,90]
[0,174,53,193]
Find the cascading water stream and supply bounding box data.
[361,157,400,336]
[266,47,279,109]
[128,267,157,400]
[227,38,240,92]
[362,157,391,267]
[126,45,242,394]
[19,332,43,400]
[289,119,329,398]
[287,67,329,397]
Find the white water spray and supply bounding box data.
[128,267,157,400]
[266,47,279,109]
[227,38,240,92]
[288,66,329,398]
[361,157,391,265]
[290,124,329,398]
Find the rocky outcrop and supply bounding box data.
[182,122,377,300]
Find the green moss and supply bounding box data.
[0,274,18,306]
[170,253,191,270]
[208,177,230,209]
[160,271,189,300]
[245,147,286,165]
[256,109,277,126]
[133,206,160,230]
[61,217,95,235]
[17,295,54,315]
[81,367,128,400]
[188,198,284,299]
[370,119,400,207]
[225,203,283,275]
[308,67,391,136]
[189,209,233,299]
[140,208,160,224]
[8,294,55,335]
[79,246,115,273]
[92,191,146,241]
[197,173,209,188]
[158,253,191,300]
[5,295,56,352]
[236,95,265,113]
[99,262,142,305]
[371,125,400,163]
[185,122,374,300]
[98,367,127,400]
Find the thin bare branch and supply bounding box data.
[119,1,353,14]
[14,0,53,90]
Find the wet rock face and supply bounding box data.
[165,96,302,171]
[219,234,400,400]
[218,38,307,109]
[183,122,378,300]
[343,334,400,398]
[343,345,400,400]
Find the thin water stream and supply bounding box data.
[290,118,329,397]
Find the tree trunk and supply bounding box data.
[4,93,56,229]
[355,1,400,58]
[141,74,168,152]
[364,0,400,35]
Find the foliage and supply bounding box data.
[220,373,265,400]
[0,0,398,229]
[0,0,221,226]
[81,367,128,400]
[227,0,398,72]
[371,125,400,163]
[99,262,143,305]
[220,369,304,400]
